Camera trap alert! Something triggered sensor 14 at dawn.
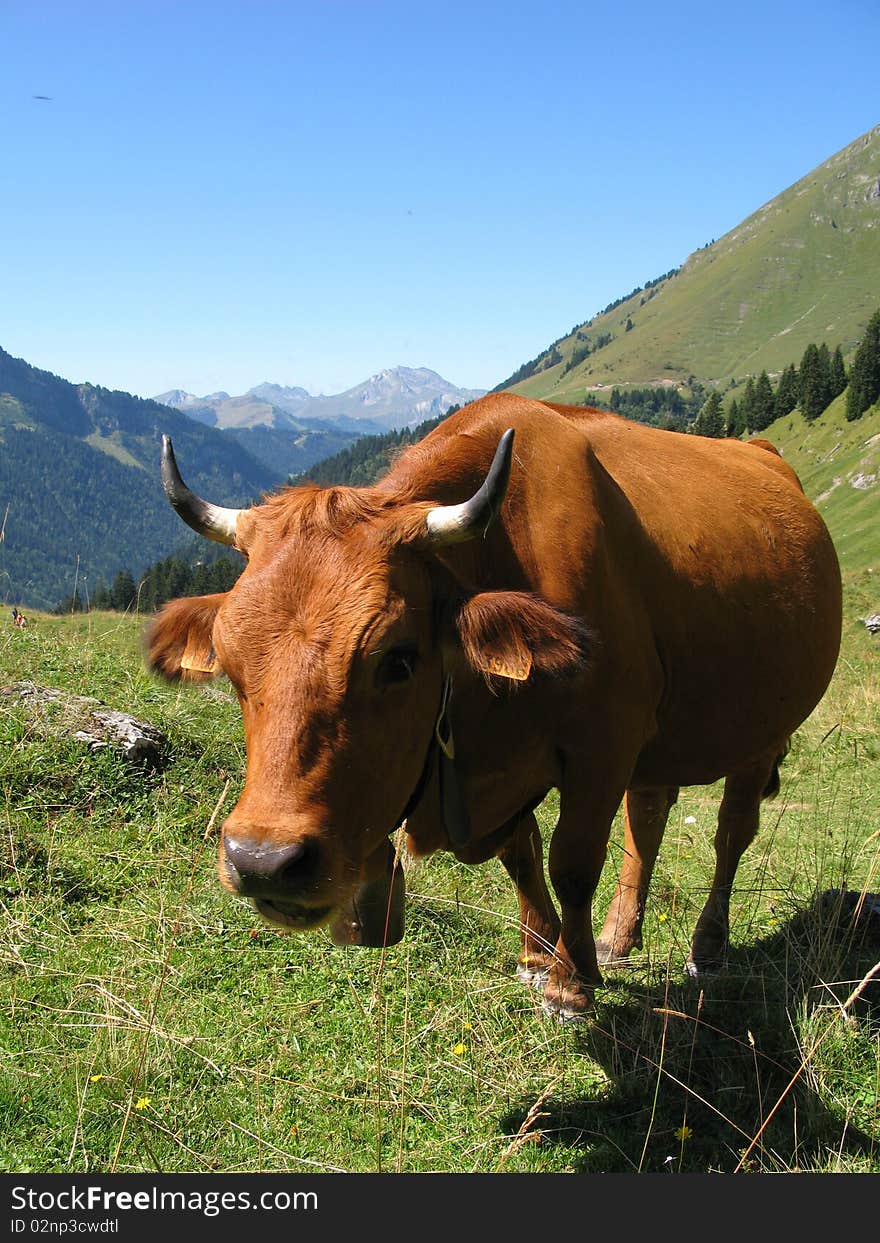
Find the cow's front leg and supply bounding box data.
[497,812,560,988]
[596,784,678,963]
[542,757,634,1020]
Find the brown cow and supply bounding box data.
[147,394,842,1019]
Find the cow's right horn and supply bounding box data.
[161,435,243,547]
[425,428,515,545]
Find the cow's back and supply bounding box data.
[387,394,842,788]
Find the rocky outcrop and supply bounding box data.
[1,682,167,767]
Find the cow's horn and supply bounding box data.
[161,435,243,547]
[425,428,515,545]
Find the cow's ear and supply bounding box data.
[146,593,226,682]
[452,591,591,685]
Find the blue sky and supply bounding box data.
[2,0,879,399]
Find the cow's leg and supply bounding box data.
[497,812,560,987]
[595,784,679,964]
[687,756,776,975]
[542,761,634,1020]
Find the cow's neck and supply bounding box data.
[394,673,471,847]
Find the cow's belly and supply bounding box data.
[630,637,837,788]
[622,528,842,788]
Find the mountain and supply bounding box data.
[246,382,311,414]
[154,366,485,481]
[152,388,371,476]
[151,388,231,423]
[500,124,880,402]
[156,366,487,434]
[296,367,486,431]
[153,388,317,431]
[0,347,282,611]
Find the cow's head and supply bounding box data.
[147,431,587,942]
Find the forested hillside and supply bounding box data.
[0,347,280,610]
[225,422,359,479]
[290,408,458,487]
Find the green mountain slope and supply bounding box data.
[505,125,880,403]
[756,397,880,578]
[0,348,283,611]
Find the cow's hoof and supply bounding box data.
[595,939,637,966]
[685,955,725,980]
[540,996,590,1024]
[516,964,550,990]
[540,974,595,1023]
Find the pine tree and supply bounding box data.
[799,343,830,421]
[774,364,799,419]
[741,377,757,432]
[90,578,111,610]
[110,569,137,612]
[726,398,746,438]
[752,371,776,431]
[694,391,725,438]
[829,346,847,400]
[846,309,880,421]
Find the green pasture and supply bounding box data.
[1,573,877,1174]
[766,400,880,575]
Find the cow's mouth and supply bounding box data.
[253,898,334,930]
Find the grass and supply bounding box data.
[1,583,878,1174]
[759,399,880,576]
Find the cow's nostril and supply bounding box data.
[223,836,311,891]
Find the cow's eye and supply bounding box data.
[376,645,419,687]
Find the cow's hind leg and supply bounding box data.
[595,784,679,964]
[498,812,561,988]
[687,753,779,976]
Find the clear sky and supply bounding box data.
[2,0,879,400]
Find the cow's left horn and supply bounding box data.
[425,428,515,545]
[161,435,243,547]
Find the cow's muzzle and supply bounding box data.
[221,832,333,927]
[223,835,314,894]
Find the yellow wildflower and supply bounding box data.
[657,912,669,923]
[134,1097,151,1111]
[674,1124,692,1142]
[89,1074,103,1083]
[452,1042,466,1056]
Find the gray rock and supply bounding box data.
[1,681,167,767]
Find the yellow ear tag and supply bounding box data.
[180,637,218,675]
[483,648,532,682]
